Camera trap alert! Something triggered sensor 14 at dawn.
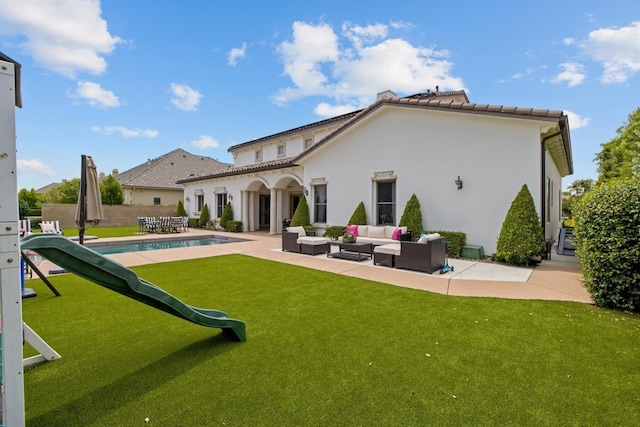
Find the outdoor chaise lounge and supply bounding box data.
[39,220,63,235]
[19,219,32,237]
[374,233,446,274]
[282,226,330,255]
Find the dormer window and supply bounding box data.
[255,149,262,162]
[277,144,286,158]
[304,138,313,149]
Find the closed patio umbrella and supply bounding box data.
[75,154,104,245]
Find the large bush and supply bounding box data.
[399,194,423,241]
[428,230,467,258]
[99,175,124,205]
[290,195,311,227]
[198,203,210,228]
[494,184,545,266]
[348,202,368,225]
[219,202,233,230]
[574,179,640,311]
[176,199,188,217]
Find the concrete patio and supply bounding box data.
[28,229,592,304]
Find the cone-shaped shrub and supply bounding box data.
[348,201,368,225]
[574,178,640,311]
[198,203,210,228]
[290,195,311,227]
[399,194,423,240]
[494,184,545,265]
[219,202,233,230]
[176,199,187,217]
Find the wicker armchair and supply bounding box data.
[394,238,447,274]
[282,231,301,253]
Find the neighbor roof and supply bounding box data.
[116,148,232,189]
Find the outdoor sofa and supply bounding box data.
[282,226,330,255]
[340,225,412,246]
[374,233,446,274]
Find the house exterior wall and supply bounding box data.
[124,187,183,206]
[299,106,549,254]
[544,148,563,243]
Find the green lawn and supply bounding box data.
[61,225,141,238]
[22,255,639,426]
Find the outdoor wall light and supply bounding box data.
[185,196,190,202]
[228,194,233,201]
[303,187,309,196]
[455,176,463,190]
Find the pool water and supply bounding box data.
[86,235,246,255]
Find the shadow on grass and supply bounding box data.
[28,333,238,425]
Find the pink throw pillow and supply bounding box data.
[346,225,358,236]
[392,227,402,240]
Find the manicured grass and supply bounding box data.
[61,225,142,238]
[22,255,639,426]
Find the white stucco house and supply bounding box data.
[178,89,572,255]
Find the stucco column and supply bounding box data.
[269,188,277,234]
[276,189,283,233]
[249,192,255,231]
[241,190,249,232]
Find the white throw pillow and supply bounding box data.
[40,223,56,233]
[417,234,429,244]
[287,226,306,237]
[426,233,441,241]
[384,226,397,239]
[357,225,368,237]
[368,226,386,238]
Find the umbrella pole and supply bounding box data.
[79,154,87,245]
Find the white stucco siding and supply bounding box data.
[300,106,548,254]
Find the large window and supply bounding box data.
[196,194,204,212]
[217,193,227,218]
[314,185,327,223]
[376,181,395,225]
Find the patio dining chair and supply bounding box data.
[19,219,33,237]
[39,220,64,235]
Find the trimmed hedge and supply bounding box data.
[198,204,210,228]
[225,220,243,232]
[219,202,233,230]
[324,225,346,240]
[347,202,368,225]
[574,179,640,311]
[399,194,423,241]
[428,231,467,258]
[290,195,311,227]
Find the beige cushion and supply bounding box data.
[367,226,386,238]
[287,226,306,237]
[40,222,56,233]
[384,226,397,239]
[357,225,368,237]
[417,233,441,244]
[297,236,330,245]
[374,243,401,256]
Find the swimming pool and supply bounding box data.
[86,235,247,255]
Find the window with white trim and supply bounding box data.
[304,138,313,149]
[196,194,204,212]
[255,149,262,162]
[277,144,286,157]
[376,181,396,225]
[313,185,327,223]
[217,193,227,218]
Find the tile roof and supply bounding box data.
[116,148,232,189]
[177,158,296,184]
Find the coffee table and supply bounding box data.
[327,241,373,262]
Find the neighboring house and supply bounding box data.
[115,148,231,207]
[178,89,572,254]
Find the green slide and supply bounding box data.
[21,234,246,342]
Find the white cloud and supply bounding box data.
[512,67,535,79]
[552,62,586,87]
[170,83,202,111]
[274,20,465,111]
[581,21,640,83]
[314,102,359,118]
[72,81,119,108]
[0,0,122,78]
[190,135,220,149]
[16,159,57,177]
[228,42,247,66]
[563,38,575,46]
[91,125,158,138]
[564,110,590,129]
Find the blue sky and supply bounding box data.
[1,0,639,191]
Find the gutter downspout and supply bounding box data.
[540,129,563,240]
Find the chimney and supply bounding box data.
[99,172,105,179]
[112,168,118,176]
[435,85,439,94]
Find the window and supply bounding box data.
[217,193,227,218]
[153,197,161,206]
[255,149,262,162]
[277,144,286,157]
[304,138,313,149]
[376,181,395,225]
[196,194,204,212]
[313,185,327,223]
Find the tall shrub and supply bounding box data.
[219,202,233,230]
[198,203,210,228]
[176,199,187,217]
[494,184,545,265]
[290,195,311,227]
[348,201,368,225]
[399,194,423,240]
[574,179,640,311]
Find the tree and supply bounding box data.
[18,188,42,208]
[595,107,640,183]
[176,199,188,217]
[494,184,546,266]
[562,178,595,218]
[198,203,210,228]
[347,201,368,225]
[219,202,233,230]
[43,178,80,204]
[99,175,124,205]
[399,194,423,240]
[290,195,311,227]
